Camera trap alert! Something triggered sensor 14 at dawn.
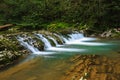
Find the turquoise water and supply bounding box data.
[0,38,120,80]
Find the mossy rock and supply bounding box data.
[45,36,56,46]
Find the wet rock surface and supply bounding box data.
[100,29,120,39]
[61,54,120,80]
[0,34,29,69]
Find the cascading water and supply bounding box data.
[58,33,109,46]
[16,32,110,56]
[47,36,58,46]
[61,36,69,43]
[35,33,85,52]
[68,33,84,41]
[60,33,84,43]
[35,34,52,49]
[53,33,64,44]
[17,35,40,53]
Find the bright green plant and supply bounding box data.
[47,22,70,31]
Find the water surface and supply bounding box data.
[0,38,120,80]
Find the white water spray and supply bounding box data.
[47,36,58,46]
[35,34,52,49]
[17,36,40,53]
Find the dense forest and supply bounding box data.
[0,0,119,32]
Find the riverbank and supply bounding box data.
[88,28,120,39]
[61,53,120,80]
[0,32,29,70]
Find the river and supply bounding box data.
[0,33,120,80]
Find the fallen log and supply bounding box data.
[0,24,14,30]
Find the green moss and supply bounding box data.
[47,22,70,32]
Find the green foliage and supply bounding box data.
[0,0,119,32]
[47,22,70,32]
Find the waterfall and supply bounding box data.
[17,32,94,51]
[53,33,64,44]
[68,33,84,41]
[61,36,69,43]
[60,33,85,43]
[47,36,58,46]
[15,31,111,57]
[35,34,52,49]
[17,36,40,53]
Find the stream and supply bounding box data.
[0,33,120,80]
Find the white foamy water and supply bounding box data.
[79,37,97,41]
[46,47,85,52]
[66,39,109,46]
[35,34,52,49]
[17,36,40,53]
[60,33,84,43]
[32,51,55,55]
[47,36,59,46]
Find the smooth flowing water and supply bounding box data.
[0,33,120,80]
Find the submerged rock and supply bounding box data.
[61,54,120,80]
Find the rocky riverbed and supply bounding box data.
[61,53,120,80]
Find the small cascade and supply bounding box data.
[17,35,40,53]
[14,31,114,57]
[15,31,111,56]
[35,34,52,49]
[60,33,85,43]
[47,36,58,46]
[53,33,65,44]
[68,33,84,41]
[61,36,69,43]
